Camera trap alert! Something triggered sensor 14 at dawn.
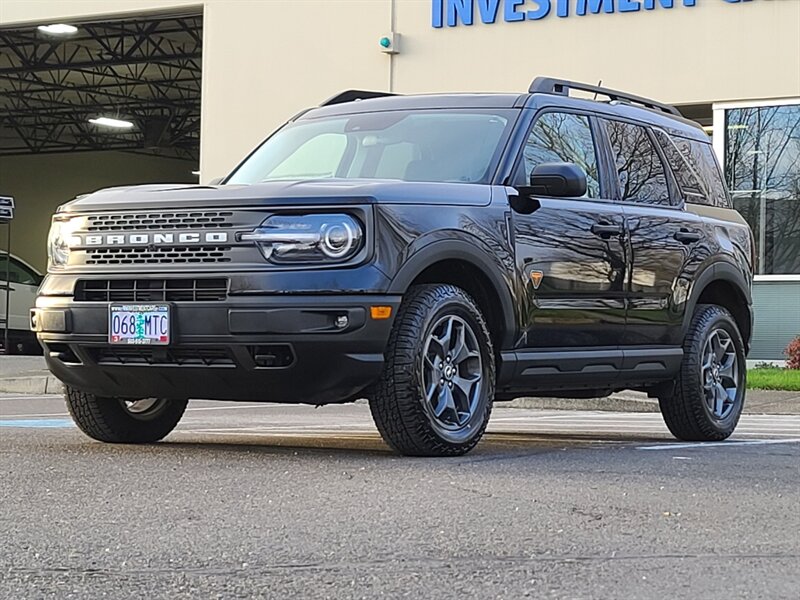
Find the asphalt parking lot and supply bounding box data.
[1,394,799,599]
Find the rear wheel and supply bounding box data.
[65,385,188,443]
[659,304,746,441]
[369,284,495,457]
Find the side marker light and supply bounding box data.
[370,306,393,320]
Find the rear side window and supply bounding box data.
[603,120,672,206]
[654,130,731,208]
[522,112,601,198]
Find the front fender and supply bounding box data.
[388,235,519,349]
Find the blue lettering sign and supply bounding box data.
[618,0,641,12]
[478,0,502,23]
[447,0,474,26]
[432,0,747,27]
[643,0,673,8]
[528,0,551,19]
[576,0,614,15]
[505,0,526,22]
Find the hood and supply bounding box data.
[60,179,492,212]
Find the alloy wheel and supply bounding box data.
[421,315,483,430]
[701,328,740,420]
[120,397,166,417]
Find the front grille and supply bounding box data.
[75,278,228,302]
[87,211,234,232]
[85,246,232,265]
[90,347,235,367]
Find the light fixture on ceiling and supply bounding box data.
[88,117,135,129]
[37,24,78,36]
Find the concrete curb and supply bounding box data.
[0,375,63,395]
[497,395,659,413]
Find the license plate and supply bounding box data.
[109,304,170,345]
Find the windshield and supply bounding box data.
[226,109,516,185]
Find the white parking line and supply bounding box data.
[0,412,69,418]
[0,395,61,401]
[185,404,277,412]
[638,438,800,451]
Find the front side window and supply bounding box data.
[521,112,601,198]
[604,120,671,206]
[227,109,515,185]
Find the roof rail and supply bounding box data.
[320,90,397,107]
[529,77,682,117]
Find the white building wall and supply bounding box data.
[2,0,799,178]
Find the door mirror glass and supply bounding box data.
[528,162,587,198]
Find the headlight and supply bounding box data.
[241,214,364,264]
[47,217,78,269]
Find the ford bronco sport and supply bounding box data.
[34,78,754,456]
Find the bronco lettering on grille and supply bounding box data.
[79,232,230,246]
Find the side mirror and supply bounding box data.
[208,177,223,186]
[528,162,587,198]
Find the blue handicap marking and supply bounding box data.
[0,419,74,428]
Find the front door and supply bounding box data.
[511,111,627,349]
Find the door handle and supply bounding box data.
[591,222,624,237]
[674,229,702,244]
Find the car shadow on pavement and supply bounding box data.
[155,430,670,459]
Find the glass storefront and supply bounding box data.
[719,101,800,276]
[714,99,800,360]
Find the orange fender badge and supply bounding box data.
[530,271,544,290]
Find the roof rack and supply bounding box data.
[320,90,397,107]
[529,77,682,117]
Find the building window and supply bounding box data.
[722,102,800,276]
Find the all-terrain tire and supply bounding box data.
[65,385,188,443]
[369,284,495,457]
[658,304,747,441]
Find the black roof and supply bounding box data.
[303,80,707,142]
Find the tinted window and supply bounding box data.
[654,130,707,202]
[655,130,730,208]
[604,120,671,206]
[693,142,730,208]
[522,112,600,198]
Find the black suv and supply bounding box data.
[34,78,754,457]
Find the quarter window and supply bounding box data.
[522,112,601,198]
[604,120,671,206]
[654,130,730,208]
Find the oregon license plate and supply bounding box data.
[109,304,170,345]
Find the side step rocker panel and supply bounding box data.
[496,346,683,396]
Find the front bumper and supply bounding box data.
[33,294,401,404]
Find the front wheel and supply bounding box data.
[369,284,495,457]
[659,304,746,441]
[65,385,188,443]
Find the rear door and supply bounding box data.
[510,110,627,349]
[599,118,705,347]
